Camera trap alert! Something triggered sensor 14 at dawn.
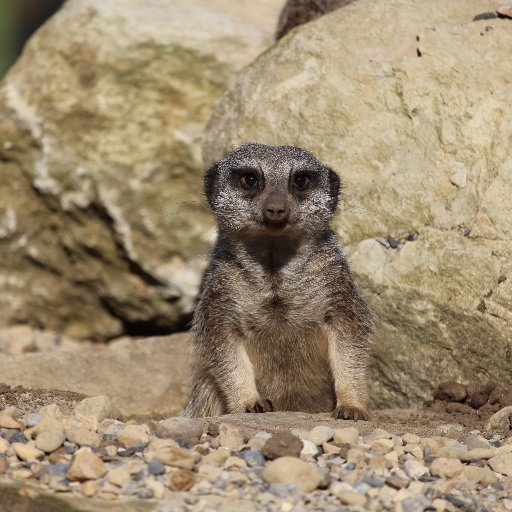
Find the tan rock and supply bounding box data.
[67,447,106,481]
[0,438,10,454]
[218,423,245,450]
[488,452,512,477]
[463,465,498,486]
[12,442,45,461]
[370,438,395,454]
[118,424,150,447]
[65,427,101,448]
[145,477,165,499]
[25,415,64,440]
[203,447,231,466]
[38,404,63,419]
[35,429,65,453]
[0,411,23,429]
[168,469,195,492]
[150,439,201,470]
[430,457,464,479]
[402,433,420,445]
[306,425,334,445]
[263,456,322,492]
[81,480,98,497]
[107,466,130,487]
[333,427,359,445]
[486,406,512,432]
[74,396,113,422]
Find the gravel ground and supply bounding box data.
[0,390,512,512]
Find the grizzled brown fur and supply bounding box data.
[183,144,374,421]
[275,0,355,40]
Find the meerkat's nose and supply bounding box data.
[262,192,290,224]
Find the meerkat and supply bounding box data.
[183,144,374,421]
[275,0,355,40]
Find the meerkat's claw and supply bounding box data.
[245,399,274,413]
[333,406,369,422]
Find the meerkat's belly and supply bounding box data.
[245,326,336,413]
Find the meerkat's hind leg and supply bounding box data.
[182,375,225,418]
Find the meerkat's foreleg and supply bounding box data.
[326,325,371,421]
[186,332,273,416]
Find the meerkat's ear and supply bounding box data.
[327,167,342,214]
[204,162,220,209]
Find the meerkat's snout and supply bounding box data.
[262,191,290,227]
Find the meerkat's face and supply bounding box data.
[204,144,341,238]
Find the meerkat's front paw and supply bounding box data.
[245,399,274,413]
[333,405,369,421]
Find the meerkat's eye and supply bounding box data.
[240,173,259,189]
[293,173,310,190]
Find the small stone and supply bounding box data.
[346,448,366,464]
[466,434,491,450]
[334,427,359,445]
[24,413,43,428]
[364,429,392,443]
[108,466,130,487]
[235,449,266,467]
[39,404,63,418]
[306,425,334,446]
[247,431,272,451]
[262,431,303,460]
[430,457,463,479]
[26,416,64,440]
[67,447,106,481]
[434,382,467,402]
[218,423,245,449]
[262,456,322,492]
[65,427,101,448]
[488,451,512,476]
[322,442,341,455]
[300,440,320,460]
[74,395,113,422]
[404,460,429,479]
[433,424,465,437]
[35,429,65,453]
[371,438,395,453]
[467,447,496,460]
[12,442,44,461]
[203,447,231,465]
[463,465,498,486]
[118,424,149,448]
[81,480,98,497]
[198,464,223,481]
[155,417,204,445]
[330,482,367,505]
[402,433,420,445]
[3,406,21,419]
[118,444,146,457]
[486,406,512,431]
[48,447,70,464]
[145,477,165,499]
[148,460,166,476]
[12,468,32,480]
[0,412,24,429]
[168,469,195,491]
[150,439,201,470]
[0,455,8,474]
[385,474,409,489]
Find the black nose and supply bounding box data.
[262,193,289,224]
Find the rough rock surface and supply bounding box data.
[0,334,190,418]
[0,0,284,340]
[202,0,512,408]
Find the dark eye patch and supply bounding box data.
[290,170,319,192]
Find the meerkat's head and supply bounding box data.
[204,143,341,239]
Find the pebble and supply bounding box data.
[0,455,8,474]
[145,477,165,499]
[467,434,491,450]
[24,413,43,428]
[0,412,24,429]
[148,460,166,476]
[370,438,395,453]
[168,469,195,491]
[12,442,45,461]
[464,465,498,485]
[203,447,231,465]
[67,447,106,481]
[74,395,113,422]
[235,450,266,467]
[430,457,464,478]
[81,480,98,497]
[485,406,512,431]
[333,427,359,445]
[107,466,131,487]
[404,460,429,479]
[263,456,322,492]
[65,427,100,448]
[35,429,65,453]
[330,482,367,505]
[247,431,272,451]
[488,452,512,477]
[118,424,150,448]
[262,431,303,460]
[150,439,201,470]
[39,404,63,418]
[402,433,421,445]
[155,417,204,445]
[0,437,10,453]
[218,423,245,450]
[300,440,321,461]
[197,464,222,482]
[306,426,334,446]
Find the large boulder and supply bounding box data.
[203,0,512,407]
[0,0,284,340]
